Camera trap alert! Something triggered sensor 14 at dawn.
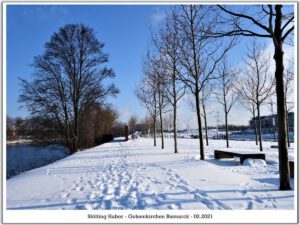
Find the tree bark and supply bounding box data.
[256,103,263,152]
[225,111,229,148]
[173,103,178,153]
[252,107,258,145]
[173,65,179,153]
[195,91,205,160]
[285,98,290,147]
[286,109,290,147]
[153,116,157,147]
[274,5,291,190]
[202,100,209,146]
[159,107,164,149]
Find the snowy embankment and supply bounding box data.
[6,138,294,210]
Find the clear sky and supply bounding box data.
[6,5,294,128]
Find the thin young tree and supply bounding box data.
[201,84,213,146]
[239,96,258,145]
[215,4,294,190]
[128,115,138,139]
[19,24,118,154]
[151,55,170,149]
[239,40,275,151]
[135,54,159,147]
[214,58,239,148]
[177,5,235,159]
[153,7,185,153]
[283,61,294,147]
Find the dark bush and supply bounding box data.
[95,134,113,145]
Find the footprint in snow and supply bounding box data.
[177,185,190,192]
[85,203,100,210]
[60,192,70,198]
[75,186,84,191]
[66,198,77,204]
[195,189,208,197]
[40,199,50,203]
[247,201,254,209]
[238,190,247,196]
[167,204,180,209]
[196,196,215,210]
[254,196,264,203]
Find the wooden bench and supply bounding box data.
[289,161,294,178]
[214,150,266,165]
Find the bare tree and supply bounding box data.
[128,115,138,139]
[137,116,152,137]
[239,96,258,145]
[135,53,160,147]
[237,40,275,152]
[151,55,170,149]
[177,5,235,160]
[215,4,294,190]
[201,84,213,146]
[283,61,294,147]
[214,58,239,148]
[19,24,119,154]
[153,7,185,153]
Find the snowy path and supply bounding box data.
[6,138,294,210]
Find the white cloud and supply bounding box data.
[149,8,166,26]
[150,13,165,24]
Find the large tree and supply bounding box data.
[19,24,119,154]
[215,5,294,189]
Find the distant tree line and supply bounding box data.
[7,104,120,148]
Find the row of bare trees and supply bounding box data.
[136,6,235,158]
[136,4,294,190]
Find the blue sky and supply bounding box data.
[7,5,167,121]
[6,5,294,128]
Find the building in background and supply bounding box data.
[249,112,294,133]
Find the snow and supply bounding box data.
[6,138,295,210]
[6,139,33,145]
[243,159,267,166]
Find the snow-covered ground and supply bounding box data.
[6,138,295,210]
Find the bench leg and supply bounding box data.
[214,152,220,159]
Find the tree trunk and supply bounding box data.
[225,111,229,148]
[256,104,263,152]
[173,66,178,153]
[195,91,205,160]
[173,103,178,153]
[274,5,290,190]
[286,110,290,147]
[202,101,209,146]
[153,116,157,147]
[285,100,290,147]
[159,107,164,149]
[252,107,258,145]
